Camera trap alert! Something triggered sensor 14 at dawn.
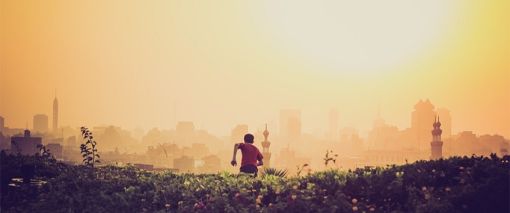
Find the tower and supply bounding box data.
[261,124,271,168]
[430,116,443,160]
[53,96,58,132]
[279,109,301,143]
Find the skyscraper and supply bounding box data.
[53,96,59,132]
[430,116,443,160]
[261,124,271,168]
[280,109,301,143]
[411,99,435,150]
[33,114,49,133]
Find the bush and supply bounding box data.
[1,153,508,212]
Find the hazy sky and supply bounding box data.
[1,0,509,137]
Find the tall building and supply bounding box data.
[261,124,271,168]
[430,116,443,160]
[53,96,59,132]
[0,116,4,133]
[11,129,42,156]
[280,109,301,142]
[33,114,49,133]
[411,99,435,150]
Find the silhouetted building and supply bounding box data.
[11,129,42,156]
[261,124,272,168]
[411,99,436,150]
[53,96,59,132]
[280,109,301,143]
[0,132,8,150]
[430,116,443,160]
[190,143,209,159]
[176,121,195,144]
[66,136,78,150]
[174,156,194,173]
[201,155,221,173]
[46,143,63,159]
[367,116,400,150]
[230,124,248,144]
[33,114,49,133]
[0,116,4,133]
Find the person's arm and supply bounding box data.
[231,143,240,166]
[256,151,264,166]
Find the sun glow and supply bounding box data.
[263,1,459,73]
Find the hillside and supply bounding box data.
[1,152,508,213]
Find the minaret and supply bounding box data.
[430,116,443,160]
[53,95,59,132]
[261,124,271,168]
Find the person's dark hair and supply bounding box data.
[244,133,254,143]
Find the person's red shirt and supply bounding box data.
[238,143,263,167]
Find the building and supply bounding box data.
[230,124,248,144]
[430,116,443,160]
[201,155,221,173]
[176,121,195,144]
[0,116,4,133]
[261,124,272,168]
[411,99,436,150]
[10,129,42,156]
[174,155,194,173]
[280,109,301,143]
[46,143,63,159]
[53,96,59,132]
[33,114,49,133]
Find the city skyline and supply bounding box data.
[1,1,508,138]
[0,1,508,211]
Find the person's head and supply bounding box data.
[244,133,254,144]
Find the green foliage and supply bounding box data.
[261,167,288,178]
[80,127,100,167]
[1,154,509,212]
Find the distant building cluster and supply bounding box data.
[0,98,508,174]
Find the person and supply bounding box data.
[231,133,263,177]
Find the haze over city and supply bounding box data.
[1,0,509,138]
[1,2,509,212]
